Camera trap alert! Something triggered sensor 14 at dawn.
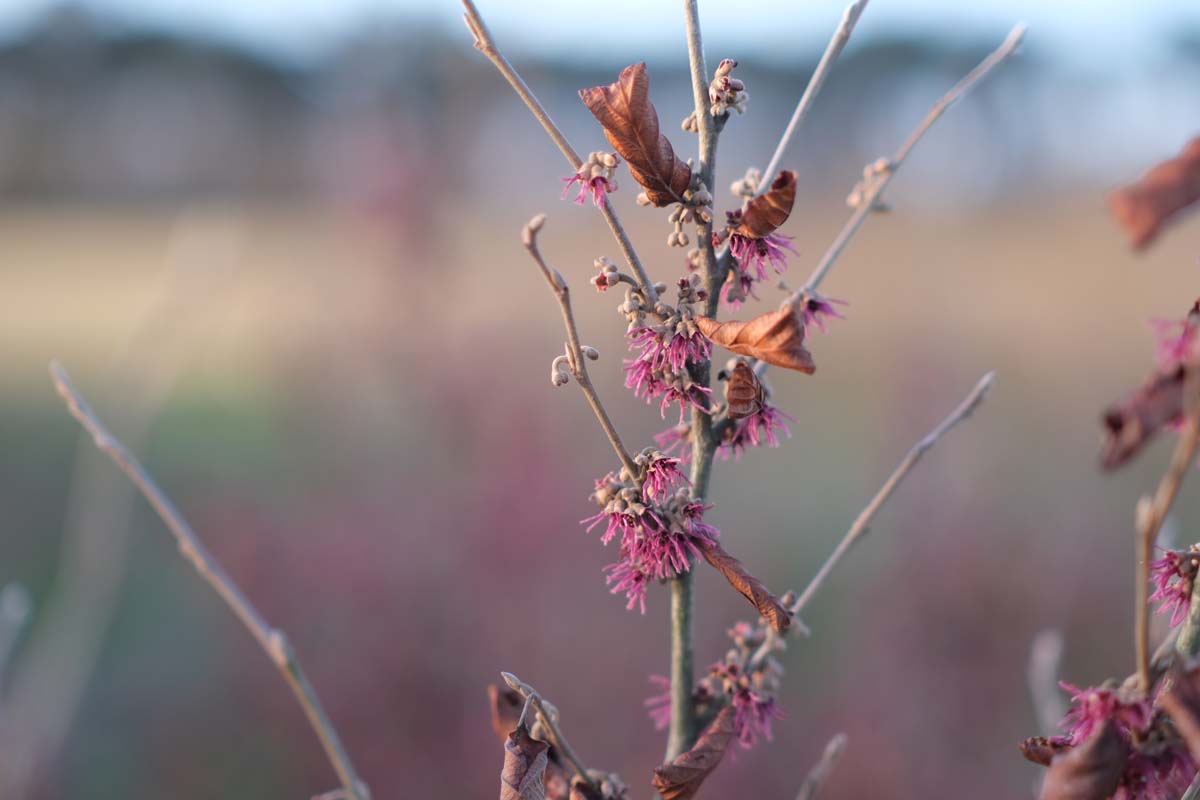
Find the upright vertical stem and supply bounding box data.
[667,0,720,764]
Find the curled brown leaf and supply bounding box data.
[1109,137,1200,250]
[724,361,764,420]
[736,170,796,239]
[695,309,815,374]
[1019,736,1072,767]
[501,724,550,800]
[489,686,570,800]
[1039,721,1127,800]
[696,538,791,634]
[1161,665,1200,762]
[1100,365,1185,470]
[651,705,736,800]
[580,63,692,207]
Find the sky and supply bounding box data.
[0,0,1198,67]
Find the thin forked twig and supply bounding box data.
[501,671,594,786]
[747,372,994,670]
[794,732,848,800]
[461,0,659,306]
[1134,377,1200,691]
[790,23,1026,301]
[47,362,369,800]
[759,0,869,191]
[523,214,639,477]
[791,371,995,618]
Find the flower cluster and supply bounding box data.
[620,276,714,420]
[562,150,620,208]
[583,462,719,614]
[1050,682,1195,799]
[715,209,798,308]
[708,59,747,117]
[800,291,848,334]
[1149,548,1200,627]
[654,397,795,465]
[644,613,790,750]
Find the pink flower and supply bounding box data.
[680,501,720,543]
[720,404,795,461]
[624,358,713,421]
[604,556,650,614]
[644,676,672,731]
[1149,550,1197,627]
[721,267,758,310]
[730,688,784,749]
[1058,682,1151,746]
[628,326,711,373]
[561,173,615,208]
[641,455,689,503]
[654,424,692,463]
[1151,316,1200,369]
[728,232,797,281]
[801,294,848,334]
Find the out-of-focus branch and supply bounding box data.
[462,0,659,305]
[0,585,31,687]
[759,1,869,191]
[1027,630,1066,736]
[789,23,1026,301]
[794,733,847,800]
[523,214,639,477]
[748,372,993,670]
[47,363,369,800]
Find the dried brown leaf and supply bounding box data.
[580,63,692,207]
[724,361,764,420]
[1161,665,1200,762]
[736,170,796,239]
[696,538,791,634]
[489,686,570,800]
[1109,137,1200,250]
[501,725,549,800]
[1040,721,1127,800]
[1100,365,1185,470]
[1019,736,1072,767]
[695,309,815,374]
[651,705,736,800]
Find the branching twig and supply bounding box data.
[47,362,369,800]
[790,371,995,618]
[462,0,659,306]
[500,671,594,786]
[1027,629,1066,736]
[794,732,848,800]
[523,215,639,477]
[789,23,1026,302]
[759,1,869,191]
[1136,377,1200,688]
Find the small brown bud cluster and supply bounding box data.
[591,256,621,292]
[676,273,708,306]
[846,157,894,210]
[666,177,715,247]
[577,150,621,188]
[730,167,761,199]
[709,59,747,117]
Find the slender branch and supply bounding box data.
[500,672,593,785]
[1183,770,1200,800]
[790,371,995,618]
[47,362,369,800]
[760,1,869,191]
[789,23,1026,301]
[794,732,848,800]
[461,0,659,306]
[1027,629,1066,736]
[0,584,31,688]
[1135,399,1200,689]
[523,215,639,477]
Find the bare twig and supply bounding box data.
[760,1,869,191]
[500,672,594,786]
[523,215,639,477]
[47,363,369,800]
[1027,629,1066,735]
[462,0,659,305]
[789,23,1026,301]
[1183,770,1200,800]
[790,372,995,618]
[1134,365,1200,688]
[794,732,848,800]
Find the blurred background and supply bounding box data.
[2,0,1200,797]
